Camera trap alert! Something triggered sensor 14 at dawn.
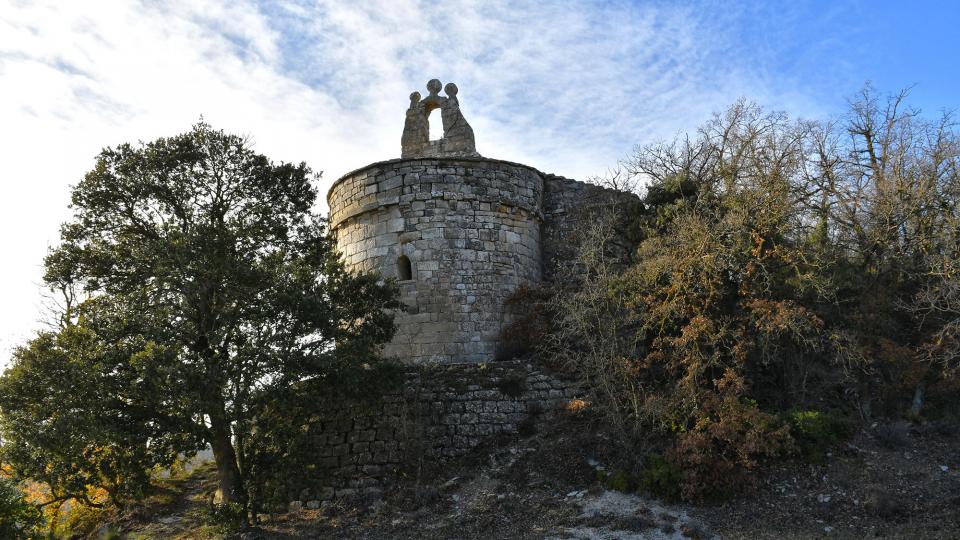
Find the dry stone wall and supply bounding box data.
[328,157,544,364]
[542,174,641,280]
[292,360,581,505]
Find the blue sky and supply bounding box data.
[0,0,958,359]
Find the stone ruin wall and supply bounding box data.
[541,174,642,280]
[288,360,581,505]
[328,157,543,364]
[308,80,641,505]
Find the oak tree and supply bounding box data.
[0,122,400,511]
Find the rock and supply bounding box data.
[680,520,711,539]
[441,476,460,489]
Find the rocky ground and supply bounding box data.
[116,414,960,539]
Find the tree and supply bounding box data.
[0,122,400,511]
[543,91,959,500]
[0,475,43,539]
[0,316,198,512]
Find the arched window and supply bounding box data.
[428,109,444,141]
[397,255,412,281]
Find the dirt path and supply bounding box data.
[120,462,221,539]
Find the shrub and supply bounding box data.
[639,453,682,501]
[202,500,246,534]
[668,374,792,501]
[597,469,638,493]
[537,92,960,502]
[787,409,855,459]
[54,499,109,539]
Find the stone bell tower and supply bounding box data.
[401,78,480,159]
[327,79,544,364]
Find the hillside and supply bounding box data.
[108,411,960,539]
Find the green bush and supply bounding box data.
[787,409,854,459]
[639,453,682,501]
[597,469,638,493]
[202,501,246,533]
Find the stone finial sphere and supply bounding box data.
[426,79,442,95]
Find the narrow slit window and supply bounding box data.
[397,255,412,280]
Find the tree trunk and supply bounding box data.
[208,412,244,506]
[910,381,925,417]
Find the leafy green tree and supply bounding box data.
[0,315,198,511]
[0,122,400,511]
[0,476,43,539]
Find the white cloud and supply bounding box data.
[0,0,834,360]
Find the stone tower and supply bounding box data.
[328,79,543,364]
[327,79,636,364]
[302,81,638,503]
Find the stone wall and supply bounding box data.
[328,158,544,364]
[542,174,641,281]
[292,360,580,505]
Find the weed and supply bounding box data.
[639,453,682,501]
[596,468,639,493]
[787,409,854,460]
[201,501,245,534]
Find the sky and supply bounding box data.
[1,0,958,361]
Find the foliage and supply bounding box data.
[53,496,112,538]
[0,122,401,522]
[639,453,682,501]
[201,500,245,535]
[598,468,637,493]
[787,409,854,459]
[0,319,200,510]
[0,476,43,539]
[669,373,792,501]
[543,87,960,501]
